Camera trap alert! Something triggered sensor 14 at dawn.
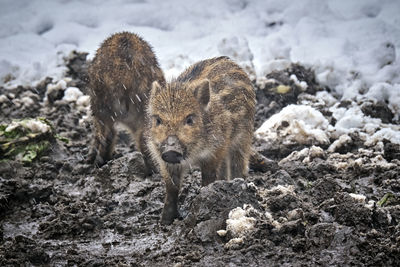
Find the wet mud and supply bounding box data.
[0,53,399,266]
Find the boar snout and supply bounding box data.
[161,136,183,164]
[162,151,183,164]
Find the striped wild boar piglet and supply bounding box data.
[146,56,256,224]
[87,32,165,175]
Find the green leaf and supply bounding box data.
[0,118,61,163]
[22,149,37,163]
[55,134,70,143]
[377,193,394,207]
[20,141,50,163]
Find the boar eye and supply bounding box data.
[154,116,162,126]
[185,115,194,126]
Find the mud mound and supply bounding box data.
[182,178,261,243]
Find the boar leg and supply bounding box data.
[200,161,218,186]
[87,116,116,166]
[230,141,251,179]
[136,129,157,177]
[200,147,229,185]
[217,157,231,181]
[160,164,182,225]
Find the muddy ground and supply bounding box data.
[0,54,399,266]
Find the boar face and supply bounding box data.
[148,80,210,164]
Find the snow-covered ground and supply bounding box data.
[1,0,399,144]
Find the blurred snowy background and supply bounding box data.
[0,0,399,145]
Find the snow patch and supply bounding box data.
[5,118,51,134]
[364,83,400,121]
[0,94,9,103]
[216,229,227,237]
[45,79,68,103]
[63,87,83,102]
[268,185,295,196]
[328,134,352,153]
[220,204,257,249]
[280,146,325,165]
[365,200,376,210]
[329,102,400,145]
[265,211,282,230]
[226,205,257,238]
[349,193,367,203]
[256,105,331,146]
[332,105,378,136]
[76,95,90,108]
[366,127,400,146]
[20,96,34,107]
[290,74,308,91]
[348,193,379,210]
[326,149,396,170]
[46,79,67,94]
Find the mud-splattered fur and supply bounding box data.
[146,56,256,224]
[87,32,165,173]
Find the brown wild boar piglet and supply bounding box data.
[87,32,165,175]
[146,56,256,224]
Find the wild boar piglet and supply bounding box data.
[146,56,256,224]
[88,32,165,175]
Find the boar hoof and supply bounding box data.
[161,206,179,225]
[86,149,97,164]
[87,150,107,167]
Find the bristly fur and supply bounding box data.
[146,56,256,224]
[87,32,165,175]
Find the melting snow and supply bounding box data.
[226,206,257,238]
[5,118,51,134]
[220,204,258,248]
[256,104,331,145]
[62,87,83,102]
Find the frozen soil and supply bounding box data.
[1,54,399,266]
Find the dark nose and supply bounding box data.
[162,151,183,164]
[161,136,183,163]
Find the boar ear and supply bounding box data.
[193,79,210,107]
[150,81,162,99]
